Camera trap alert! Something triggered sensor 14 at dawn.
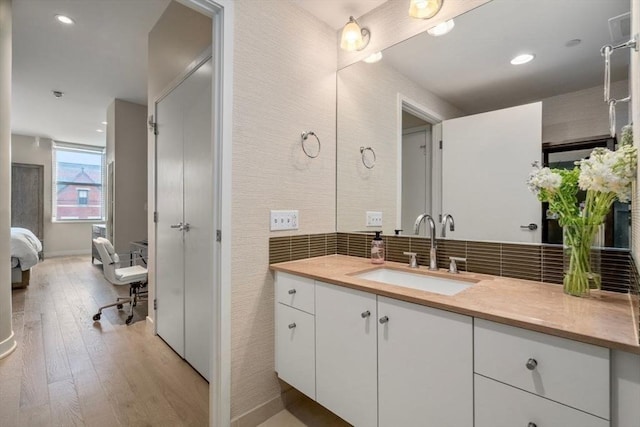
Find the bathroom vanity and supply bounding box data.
[272,255,640,427]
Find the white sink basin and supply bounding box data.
[354,268,473,296]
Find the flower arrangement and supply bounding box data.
[527,126,637,296]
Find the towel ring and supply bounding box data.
[301,131,321,158]
[360,146,376,169]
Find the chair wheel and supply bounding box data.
[116,304,123,309]
[125,316,133,325]
[93,313,101,321]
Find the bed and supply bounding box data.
[11,227,42,289]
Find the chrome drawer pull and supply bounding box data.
[379,316,389,324]
[288,289,296,295]
[361,310,371,318]
[526,358,538,370]
[288,323,296,329]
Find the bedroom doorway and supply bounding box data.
[155,56,213,381]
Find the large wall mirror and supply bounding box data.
[336,0,632,247]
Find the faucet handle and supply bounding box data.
[403,252,418,268]
[448,256,467,274]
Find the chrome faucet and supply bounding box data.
[442,214,455,238]
[414,213,438,270]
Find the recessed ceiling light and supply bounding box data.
[363,52,383,64]
[55,14,75,25]
[101,121,108,125]
[510,53,535,65]
[427,19,455,36]
[96,129,104,133]
[565,39,582,48]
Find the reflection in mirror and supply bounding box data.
[336,0,631,247]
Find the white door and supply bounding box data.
[156,58,213,380]
[401,128,431,233]
[442,102,542,243]
[156,80,186,358]
[315,282,377,427]
[183,59,213,380]
[377,296,473,427]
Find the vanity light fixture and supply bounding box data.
[363,51,383,64]
[510,53,535,65]
[55,14,75,25]
[409,0,444,19]
[427,19,455,36]
[340,16,370,52]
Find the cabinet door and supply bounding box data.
[316,282,377,427]
[475,374,609,427]
[378,296,473,427]
[275,303,315,399]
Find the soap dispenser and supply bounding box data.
[371,231,385,264]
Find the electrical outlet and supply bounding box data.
[366,211,383,227]
[270,210,299,231]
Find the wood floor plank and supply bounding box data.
[4,256,209,427]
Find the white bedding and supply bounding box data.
[11,227,42,271]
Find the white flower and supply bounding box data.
[527,162,562,194]
[577,145,637,202]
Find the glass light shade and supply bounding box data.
[341,18,365,51]
[409,0,444,19]
[427,19,455,36]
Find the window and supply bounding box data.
[77,189,89,205]
[52,142,105,221]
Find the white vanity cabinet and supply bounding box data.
[474,318,611,425]
[315,282,473,427]
[377,296,473,427]
[274,272,316,399]
[315,282,378,427]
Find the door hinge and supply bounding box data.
[154,299,157,310]
[148,115,158,135]
[153,211,159,223]
[439,140,443,149]
[216,229,222,242]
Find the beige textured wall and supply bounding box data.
[106,99,147,254]
[231,0,336,419]
[337,60,463,234]
[337,0,491,69]
[147,0,211,322]
[542,80,629,143]
[11,134,96,257]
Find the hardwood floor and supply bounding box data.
[0,256,209,427]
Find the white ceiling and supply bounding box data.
[380,0,631,114]
[12,0,171,146]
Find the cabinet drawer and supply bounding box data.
[475,375,609,427]
[275,303,315,400]
[474,318,609,419]
[276,272,315,314]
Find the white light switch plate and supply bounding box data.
[270,210,299,231]
[366,211,382,227]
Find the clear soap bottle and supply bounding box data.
[371,231,385,264]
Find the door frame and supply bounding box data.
[152,1,233,426]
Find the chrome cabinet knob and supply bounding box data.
[528,423,537,427]
[288,323,296,329]
[288,289,296,295]
[526,358,538,370]
[379,316,389,324]
[361,310,371,318]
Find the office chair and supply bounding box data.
[92,237,148,325]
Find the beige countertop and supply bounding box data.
[271,255,640,354]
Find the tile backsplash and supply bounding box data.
[270,232,632,294]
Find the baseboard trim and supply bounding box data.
[230,394,285,427]
[146,315,154,325]
[0,331,17,360]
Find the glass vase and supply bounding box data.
[562,224,602,297]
